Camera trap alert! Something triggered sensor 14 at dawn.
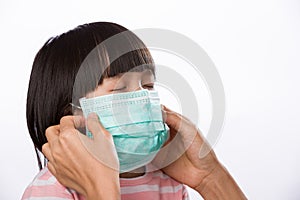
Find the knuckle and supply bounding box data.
[60,131,72,142]
[45,126,53,140]
[41,143,48,153]
[60,115,72,125]
[60,129,77,144]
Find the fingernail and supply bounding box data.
[88,113,99,120]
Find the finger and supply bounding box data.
[45,125,60,142]
[152,131,186,169]
[161,104,190,121]
[161,105,167,122]
[163,108,201,151]
[60,115,86,132]
[47,161,57,176]
[42,143,54,162]
[162,104,196,133]
[86,113,111,139]
[164,111,183,132]
[78,131,119,171]
[160,105,181,137]
[81,113,119,170]
[161,104,170,112]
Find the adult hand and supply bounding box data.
[153,105,218,187]
[153,105,246,199]
[42,113,120,200]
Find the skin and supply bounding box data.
[85,70,154,179]
[42,71,247,200]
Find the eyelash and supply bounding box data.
[143,84,154,89]
[112,86,126,91]
[112,84,154,91]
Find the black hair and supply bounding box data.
[26,22,155,170]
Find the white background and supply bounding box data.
[0,0,300,199]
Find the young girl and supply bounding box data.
[22,22,190,199]
[22,22,246,200]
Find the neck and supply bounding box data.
[119,166,145,178]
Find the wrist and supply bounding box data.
[85,176,121,200]
[84,167,121,200]
[195,164,247,200]
[86,182,120,200]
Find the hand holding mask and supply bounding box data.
[79,89,169,173]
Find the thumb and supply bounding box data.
[162,105,196,140]
[162,105,182,133]
[86,113,112,139]
[80,113,119,171]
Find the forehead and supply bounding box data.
[105,70,155,82]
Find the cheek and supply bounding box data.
[85,85,111,98]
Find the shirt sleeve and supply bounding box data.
[21,167,78,200]
[182,185,190,200]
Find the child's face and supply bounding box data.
[80,69,166,175]
[85,70,155,98]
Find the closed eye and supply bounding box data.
[111,86,126,92]
[142,84,154,90]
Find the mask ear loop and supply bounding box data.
[70,103,82,110]
[69,103,88,136]
[138,80,143,91]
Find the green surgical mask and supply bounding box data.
[79,89,169,172]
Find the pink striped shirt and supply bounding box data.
[22,167,189,200]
